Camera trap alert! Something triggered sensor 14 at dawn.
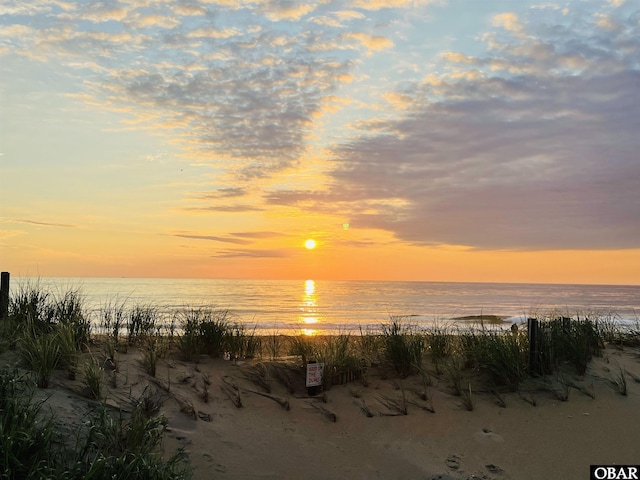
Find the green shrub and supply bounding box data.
[9,282,56,335]
[199,312,230,358]
[425,325,451,374]
[54,290,91,350]
[57,322,81,380]
[128,304,159,345]
[19,331,60,388]
[0,368,192,479]
[313,334,360,389]
[227,323,260,360]
[537,317,604,375]
[381,318,424,378]
[0,369,57,478]
[471,330,528,391]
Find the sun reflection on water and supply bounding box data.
[300,279,319,335]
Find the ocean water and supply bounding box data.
[12,277,640,335]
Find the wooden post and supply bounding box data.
[528,318,539,375]
[0,272,9,321]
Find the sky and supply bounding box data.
[1,0,639,284]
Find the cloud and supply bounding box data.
[259,0,318,21]
[1,0,356,182]
[492,13,525,35]
[182,204,264,212]
[269,5,640,251]
[230,231,291,239]
[172,234,251,245]
[343,32,394,51]
[212,248,290,258]
[200,188,247,199]
[12,219,77,228]
[350,0,436,11]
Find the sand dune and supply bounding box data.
[11,343,640,480]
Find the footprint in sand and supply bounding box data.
[485,464,504,474]
[445,454,461,470]
[473,428,504,445]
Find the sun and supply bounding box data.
[304,239,317,250]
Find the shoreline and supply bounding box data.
[2,285,639,479]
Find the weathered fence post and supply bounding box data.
[0,272,9,321]
[528,318,539,375]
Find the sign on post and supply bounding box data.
[306,362,324,387]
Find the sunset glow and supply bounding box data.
[1,0,638,285]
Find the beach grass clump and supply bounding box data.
[57,322,81,380]
[425,325,452,374]
[100,301,127,352]
[199,310,231,358]
[288,334,361,389]
[466,330,529,391]
[83,357,104,400]
[461,383,475,411]
[140,336,164,377]
[263,332,284,360]
[313,334,361,389]
[357,326,383,366]
[445,355,466,396]
[176,307,232,361]
[19,329,60,389]
[289,334,315,367]
[9,281,56,336]
[128,304,160,345]
[539,317,604,375]
[0,368,57,478]
[176,308,204,362]
[226,323,260,360]
[611,367,627,396]
[381,318,424,378]
[0,367,191,479]
[54,290,91,351]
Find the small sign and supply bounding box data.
[306,362,324,387]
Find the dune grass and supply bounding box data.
[3,282,639,471]
[0,366,191,480]
[381,318,424,378]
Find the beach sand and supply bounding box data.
[7,341,639,480]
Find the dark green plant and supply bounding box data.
[9,282,56,336]
[289,334,314,367]
[54,290,91,351]
[1,358,192,480]
[57,322,81,380]
[461,383,475,411]
[100,301,127,349]
[612,367,627,396]
[84,357,103,400]
[199,312,230,358]
[19,331,60,388]
[176,309,203,362]
[0,368,57,478]
[445,355,465,396]
[357,326,382,366]
[469,330,528,391]
[264,332,283,360]
[425,325,451,374]
[313,334,360,389]
[538,317,604,375]
[140,335,166,377]
[128,304,159,345]
[227,323,260,360]
[381,318,424,378]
